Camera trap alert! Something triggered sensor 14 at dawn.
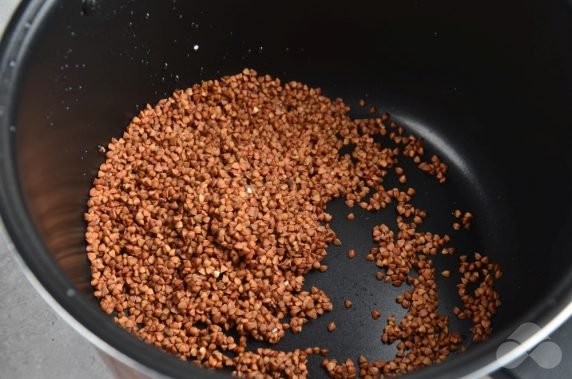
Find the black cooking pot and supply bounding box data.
[1,0,572,378]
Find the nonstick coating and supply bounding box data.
[1,0,572,378]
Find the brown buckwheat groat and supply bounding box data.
[85,68,501,378]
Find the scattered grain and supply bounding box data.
[454,253,502,342]
[322,358,357,378]
[85,69,498,378]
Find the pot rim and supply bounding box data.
[1,1,571,378]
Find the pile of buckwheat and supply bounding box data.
[85,69,502,378]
